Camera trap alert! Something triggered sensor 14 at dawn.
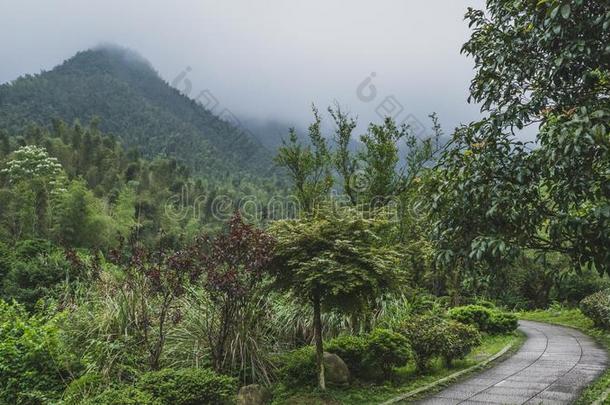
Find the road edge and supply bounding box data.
[378,336,520,405]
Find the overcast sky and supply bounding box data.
[0,0,488,136]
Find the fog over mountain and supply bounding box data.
[1,0,488,140]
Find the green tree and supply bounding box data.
[359,117,407,207]
[328,104,358,205]
[274,105,332,213]
[113,186,137,236]
[52,181,112,248]
[269,207,402,389]
[1,145,66,238]
[429,0,610,275]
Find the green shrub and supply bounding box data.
[276,346,316,386]
[448,305,517,334]
[325,334,368,378]
[0,300,72,404]
[56,278,150,382]
[137,368,236,405]
[471,299,496,309]
[14,238,53,259]
[580,289,610,329]
[280,332,409,384]
[2,246,79,310]
[85,386,160,405]
[402,315,443,371]
[447,305,491,330]
[62,373,106,404]
[439,321,481,365]
[364,328,411,379]
[487,312,518,334]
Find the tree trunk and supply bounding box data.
[350,312,360,334]
[313,293,325,390]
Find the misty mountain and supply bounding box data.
[0,45,274,178]
[241,117,308,150]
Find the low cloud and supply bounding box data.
[0,0,487,136]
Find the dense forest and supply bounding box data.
[0,1,609,404]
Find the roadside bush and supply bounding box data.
[487,312,518,334]
[281,331,410,384]
[364,328,411,379]
[136,368,236,405]
[372,291,446,330]
[447,305,490,329]
[448,305,517,334]
[85,386,160,405]
[439,321,481,365]
[402,315,443,371]
[325,334,368,378]
[580,289,610,329]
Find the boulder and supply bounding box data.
[323,352,350,385]
[236,384,271,405]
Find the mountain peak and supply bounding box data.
[0,47,273,178]
[91,43,149,63]
[57,44,158,80]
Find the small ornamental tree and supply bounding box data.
[269,207,402,389]
[109,233,196,370]
[189,212,275,373]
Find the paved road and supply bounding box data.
[415,320,608,405]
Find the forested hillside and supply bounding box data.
[0,121,281,249]
[0,46,274,177]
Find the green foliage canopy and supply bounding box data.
[269,207,402,312]
[429,0,610,274]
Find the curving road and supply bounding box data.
[415,320,608,405]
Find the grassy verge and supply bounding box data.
[518,307,610,404]
[270,333,523,405]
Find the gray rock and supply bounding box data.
[236,384,271,405]
[323,352,350,385]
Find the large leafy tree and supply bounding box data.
[269,207,402,389]
[430,0,610,275]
